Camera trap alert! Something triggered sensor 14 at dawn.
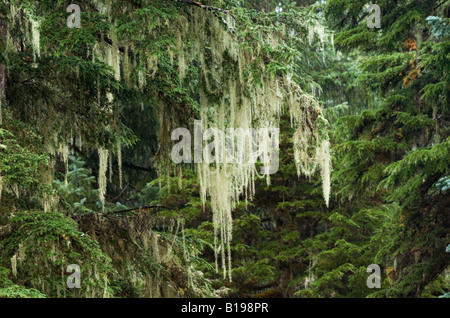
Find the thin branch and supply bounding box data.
[175,0,237,34]
[111,182,129,201]
[97,205,191,221]
[176,0,231,15]
[213,11,236,34]
[122,161,154,172]
[101,205,167,215]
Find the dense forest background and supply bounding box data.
[0,0,449,298]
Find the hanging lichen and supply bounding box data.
[58,143,69,186]
[109,152,113,183]
[308,20,332,61]
[98,148,109,207]
[308,21,326,46]
[29,13,40,61]
[116,141,122,189]
[11,254,17,277]
[178,165,182,190]
[317,140,331,207]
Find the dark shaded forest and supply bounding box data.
[0,0,449,298]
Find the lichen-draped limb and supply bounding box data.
[139,7,334,279]
[154,8,333,280]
